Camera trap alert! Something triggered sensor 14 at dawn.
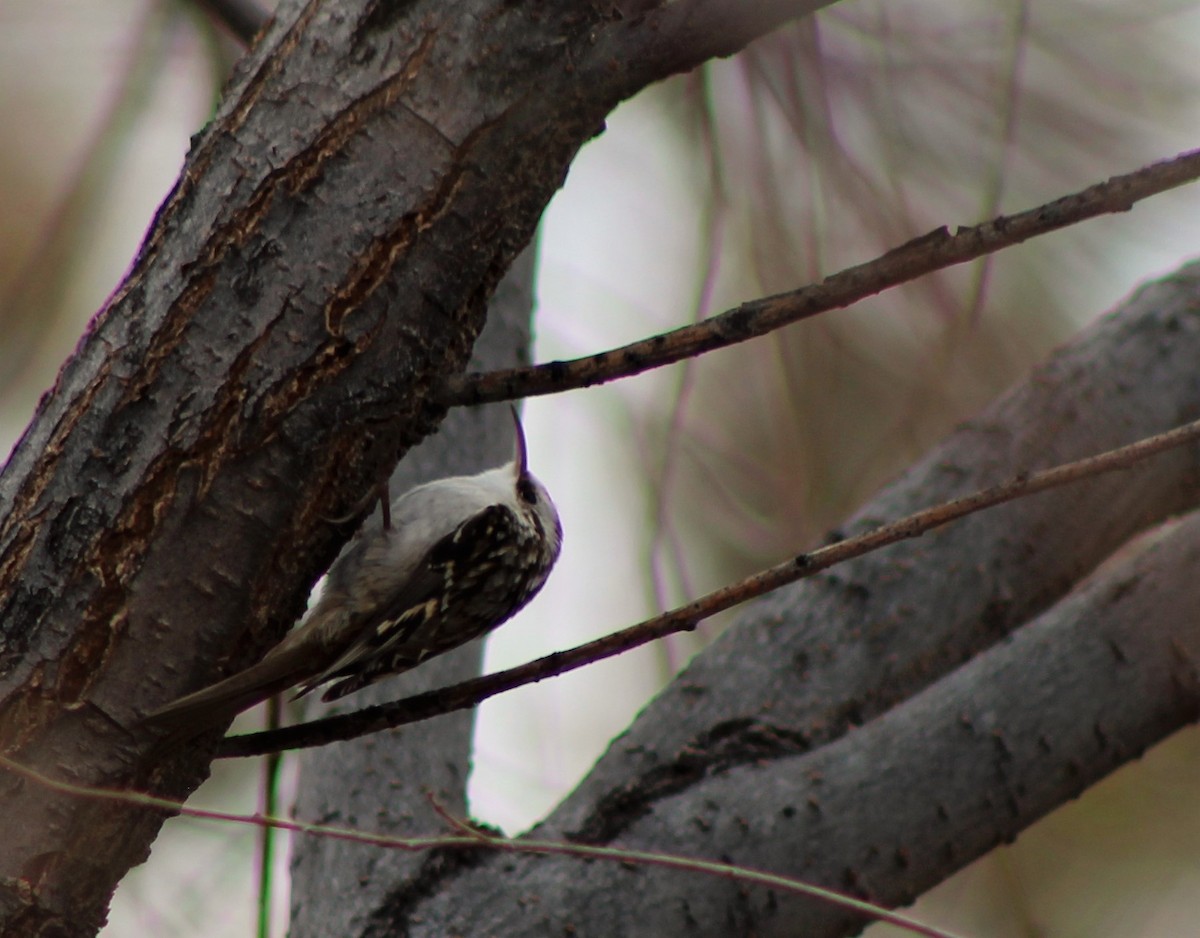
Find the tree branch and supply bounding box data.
[285,254,540,938]
[445,147,1200,405]
[322,260,1200,937]
[0,2,844,933]
[397,504,1200,938]
[219,409,1200,757]
[0,752,964,938]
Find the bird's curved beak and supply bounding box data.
[510,405,528,477]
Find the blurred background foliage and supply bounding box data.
[4,1,1200,935]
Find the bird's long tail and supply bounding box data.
[143,645,315,739]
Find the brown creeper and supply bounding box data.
[149,413,561,733]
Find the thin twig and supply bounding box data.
[0,754,963,938]
[218,415,1200,757]
[256,695,283,938]
[425,797,966,938]
[443,148,1200,406]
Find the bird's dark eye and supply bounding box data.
[517,478,538,505]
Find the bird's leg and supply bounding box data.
[320,479,391,528]
[379,480,392,531]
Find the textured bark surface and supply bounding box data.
[0,0,830,934]
[362,265,1200,937]
[3,0,1198,935]
[288,247,538,938]
[406,511,1200,938]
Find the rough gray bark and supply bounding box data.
[348,265,1200,937]
[288,247,538,938]
[4,0,1199,935]
[406,510,1200,938]
[545,264,1200,829]
[0,1,832,935]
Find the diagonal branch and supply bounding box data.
[374,260,1200,938]
[219,413,1200,757]
[0,753,962,938]
[0,4,852,930]
[444,147,1200,406]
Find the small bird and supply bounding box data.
[148,411,562,734]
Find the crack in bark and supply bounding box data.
[363,843,493,938]
[567,719,813,845]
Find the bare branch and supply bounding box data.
[440,507,1200,938]
[445,148,1200,406]
[0,3,850,927]
[0,754,962,938]
[219,413,1200,757]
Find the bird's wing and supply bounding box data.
[297,502,523,700]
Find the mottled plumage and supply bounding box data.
[148,414,561,735]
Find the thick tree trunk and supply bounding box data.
[288,247,539,938]
[4,0,1198,935]
[0,1,830,934]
